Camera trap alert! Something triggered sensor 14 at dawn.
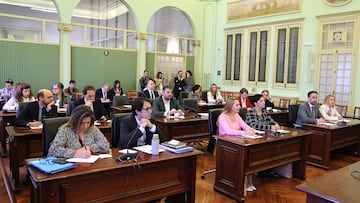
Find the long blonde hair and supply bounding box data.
[324,94,335,106]
[223,97,237,114]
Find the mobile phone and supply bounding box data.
[53,158,68,164]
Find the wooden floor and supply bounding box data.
[0,145,359,203]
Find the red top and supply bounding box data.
[238,97,254,108]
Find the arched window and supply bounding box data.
[71,0,138,49]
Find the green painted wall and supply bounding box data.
[186,56,195,74]
[0,41,59,92]
[71,47,137,92]
[146,53,155,78]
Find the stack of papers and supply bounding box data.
[30,124,43,130]
[160,145,194,154]
[243,134,263,139]
[272,129,290,134]
[133,145,165,155]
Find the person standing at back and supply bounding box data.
[296,90,325,127]
[173,70,185,99]
[139,70,150,91]
[184,70,195,93]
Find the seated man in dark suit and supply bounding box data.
[73,85,107,121]
[138,79,159,99]
[119,98,165,148]
[95,83,111,102]
[152,86,185,117]
[296,90,325,127]
[15,89,57,127]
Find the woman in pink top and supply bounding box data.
[217,98,256,192]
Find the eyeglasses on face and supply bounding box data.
[142,107,152,111]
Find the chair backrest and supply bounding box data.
[112,95,130,106]
[208,108,223,135]
[66,101,74,116]
[279,98,291,109]
[335,104,347,117]
[16,102,28,117]
[354,106,360,119]
[179,91,188,106]
[288,104,299,127]
[239,107,247,120]
[42,117,70,155]
[111,112,132,148]
[183,98,200,113]
[201,90,208,103]
[126,90,137,103]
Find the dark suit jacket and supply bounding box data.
[108,88,123,101]
[296,101,323,126]
[119,115,165,148]
[173,76,186,99]
[73,98,107,120]
[95,88,109,100]
[152,96,184,117]
[138,89,159,99]
[265,99,275,109]
[15,101,57,127]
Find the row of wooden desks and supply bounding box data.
[28,148,202,203]
[5,122,112,192]
[215,127,311,202]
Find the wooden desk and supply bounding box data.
[0,111,16,156]
[197,103,224,113]
[6,123,112,191]
[28,148,202,203]
[111,105,132,114]
[214,127,310,202]
[296,161,360,203]
[268,109,289,127]
[303,119,360,169]
[155,116,209,143]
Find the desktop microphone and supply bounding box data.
[116,129,138,162]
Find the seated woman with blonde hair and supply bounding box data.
[48,105,110,158]
[319,94,343,121]
[217,98,256,192]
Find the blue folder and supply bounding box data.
[29,157,76,174]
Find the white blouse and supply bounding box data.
[319,104,342,121]
[2,96,35,111]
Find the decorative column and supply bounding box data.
[137,33,147,91]
[58,23,73,84]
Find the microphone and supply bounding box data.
[116,129,138,162]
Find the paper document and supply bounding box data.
[133,145,165,155]
[66,155,99,163]
[99,154,112,159]
[30,124,43,130]
[254,130,265,134]
[119,149,137,154]
[243,134,263,139]
[272,129,290,134]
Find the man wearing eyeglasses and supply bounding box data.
[119,98,165,148]
[0,79,15,103]
[15,89,57,127]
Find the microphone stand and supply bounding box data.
[117,130,138,162]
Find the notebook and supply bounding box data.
[29,158,76,174]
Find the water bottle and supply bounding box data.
[151,134,159,155]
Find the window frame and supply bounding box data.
[246,27,270,87]
[223,31,244,85]
[272,23,302,89]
